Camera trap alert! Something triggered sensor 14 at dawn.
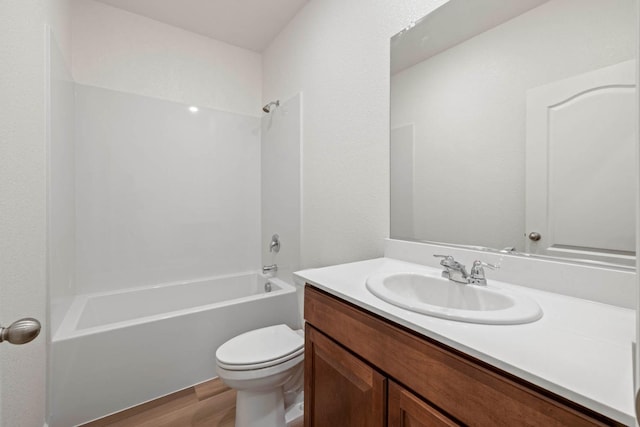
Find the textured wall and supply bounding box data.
[0,0,71,425]
[262,0,448,268]
[72,0,262,117]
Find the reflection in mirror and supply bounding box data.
[390,0,637,268]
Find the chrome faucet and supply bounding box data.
[262,264,278,274]
[468,260,498,286]
[434,255,498,285]
[433,255,469,284]
[269,234,280,253]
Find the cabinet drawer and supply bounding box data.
[304,285,621,427]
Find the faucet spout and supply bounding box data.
[262,264,278,275]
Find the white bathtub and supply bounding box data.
[49,272,300,427]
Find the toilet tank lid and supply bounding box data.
[216,324,304,366]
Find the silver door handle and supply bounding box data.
[0,318,41,345]
[528,232,542,241]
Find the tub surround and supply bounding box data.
[295,257,635,425]
[74,84,261,296]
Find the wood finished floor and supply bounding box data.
[81,378,236,427]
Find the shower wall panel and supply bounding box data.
[261,94,302,285]
[75,85,261,294]
[49,36,76,333]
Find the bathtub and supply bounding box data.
[49,272,300,427]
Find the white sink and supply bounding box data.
[365,272,542,325]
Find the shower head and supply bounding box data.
[262,100,280,113]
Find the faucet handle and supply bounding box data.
[469,260,499,286]
[433,254,455,268]
[472,260,498,271]
[269,234,280,253]
[433,254,455,264]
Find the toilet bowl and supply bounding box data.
[216,324,304,427]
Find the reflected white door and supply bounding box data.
[526,60,637,265]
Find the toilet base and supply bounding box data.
[284,398,304,427]
[235,387,285,427]
[233,389,303,427]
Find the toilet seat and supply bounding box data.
[216,324,304,371]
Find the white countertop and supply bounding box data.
[295,257,636,426]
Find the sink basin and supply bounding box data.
[365,272,542,325]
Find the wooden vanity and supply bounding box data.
[304,285,624,426]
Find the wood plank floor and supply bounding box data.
[81,378,236,427]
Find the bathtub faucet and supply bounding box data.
[262,264,278,274]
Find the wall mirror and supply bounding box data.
[390,0,637,269]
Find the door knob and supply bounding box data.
[528,232,542,241]
[0,318,41,345]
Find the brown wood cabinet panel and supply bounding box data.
[389,381,460,427]
[305,285,621,427]
[304,324,386,427]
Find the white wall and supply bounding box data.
[390,0,636,251]
[75,85,261,294]
[261,94,302,284]
[49,38,76,335]
[72,0,262,117]
[70,0,265,294]
[0,0,71,425]
[262,0,448,269]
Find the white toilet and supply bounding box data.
[216,324,304,427]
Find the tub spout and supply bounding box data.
[262,264,278,274]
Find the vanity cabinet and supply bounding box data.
[305,325,386,426]
[388,381,459,427]
[304,285,623,427]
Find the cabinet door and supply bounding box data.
[304,325,386,427]
[389,381,460,427]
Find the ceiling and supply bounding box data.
[94,0,309,52]
[391,0,550,75]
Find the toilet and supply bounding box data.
[216,324,304,427]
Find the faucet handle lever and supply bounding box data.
[433,255,456,266]
[434,255,468,283]
[433,254,456,268]
[269,234,280,253]
[434,254,464,268]
[469,260,499,286]
[472,260,498,271]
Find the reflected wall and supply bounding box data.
[390,0,636,253]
